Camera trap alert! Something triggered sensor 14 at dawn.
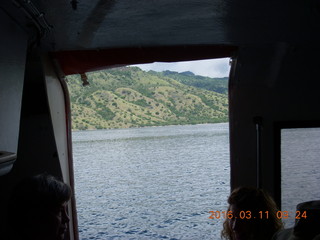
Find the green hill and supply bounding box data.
[158,70,228,94]
[66,67,228,130]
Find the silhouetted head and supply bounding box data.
[221,187,283,240]
[272,200,320,240]
[293,201,320,239]
[6,173,72,240]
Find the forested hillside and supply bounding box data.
[159,70,228,94]
[66,67,228,130]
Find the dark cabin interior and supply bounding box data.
[1,1,320,239]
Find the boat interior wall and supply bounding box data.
[0,10,28,176]
[0,51,65,236]
[44,56,79,240]
[229,44,320,206]
[44,56,73,184]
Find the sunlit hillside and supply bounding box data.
[66,67,228,130]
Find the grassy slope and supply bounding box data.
[66,67,228,130]
[158,70,228,94]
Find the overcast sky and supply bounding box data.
[133,58,231,78]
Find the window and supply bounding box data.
[68,59,231,239]
[281,127,320,227]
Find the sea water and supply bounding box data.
[72,123,230,239]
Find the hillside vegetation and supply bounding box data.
[66,67,228,130]
[159,70,228,94]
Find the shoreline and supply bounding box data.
[71,121,229,132]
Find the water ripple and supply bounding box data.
[73,123,230,239]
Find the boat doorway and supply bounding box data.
[67,58,231,239]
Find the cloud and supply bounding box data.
[133,58,230,78]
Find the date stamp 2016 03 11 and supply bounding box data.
[208,210,307,220]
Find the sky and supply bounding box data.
[133,58,231,78]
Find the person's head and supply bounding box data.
[7,173,72,240]
[221,187,283,240]
[293,200,320,239]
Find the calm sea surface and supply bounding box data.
[72,123,230,240]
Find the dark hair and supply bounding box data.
[221,187,283,240]
[6,173,72,240]
[10,173,71,209]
